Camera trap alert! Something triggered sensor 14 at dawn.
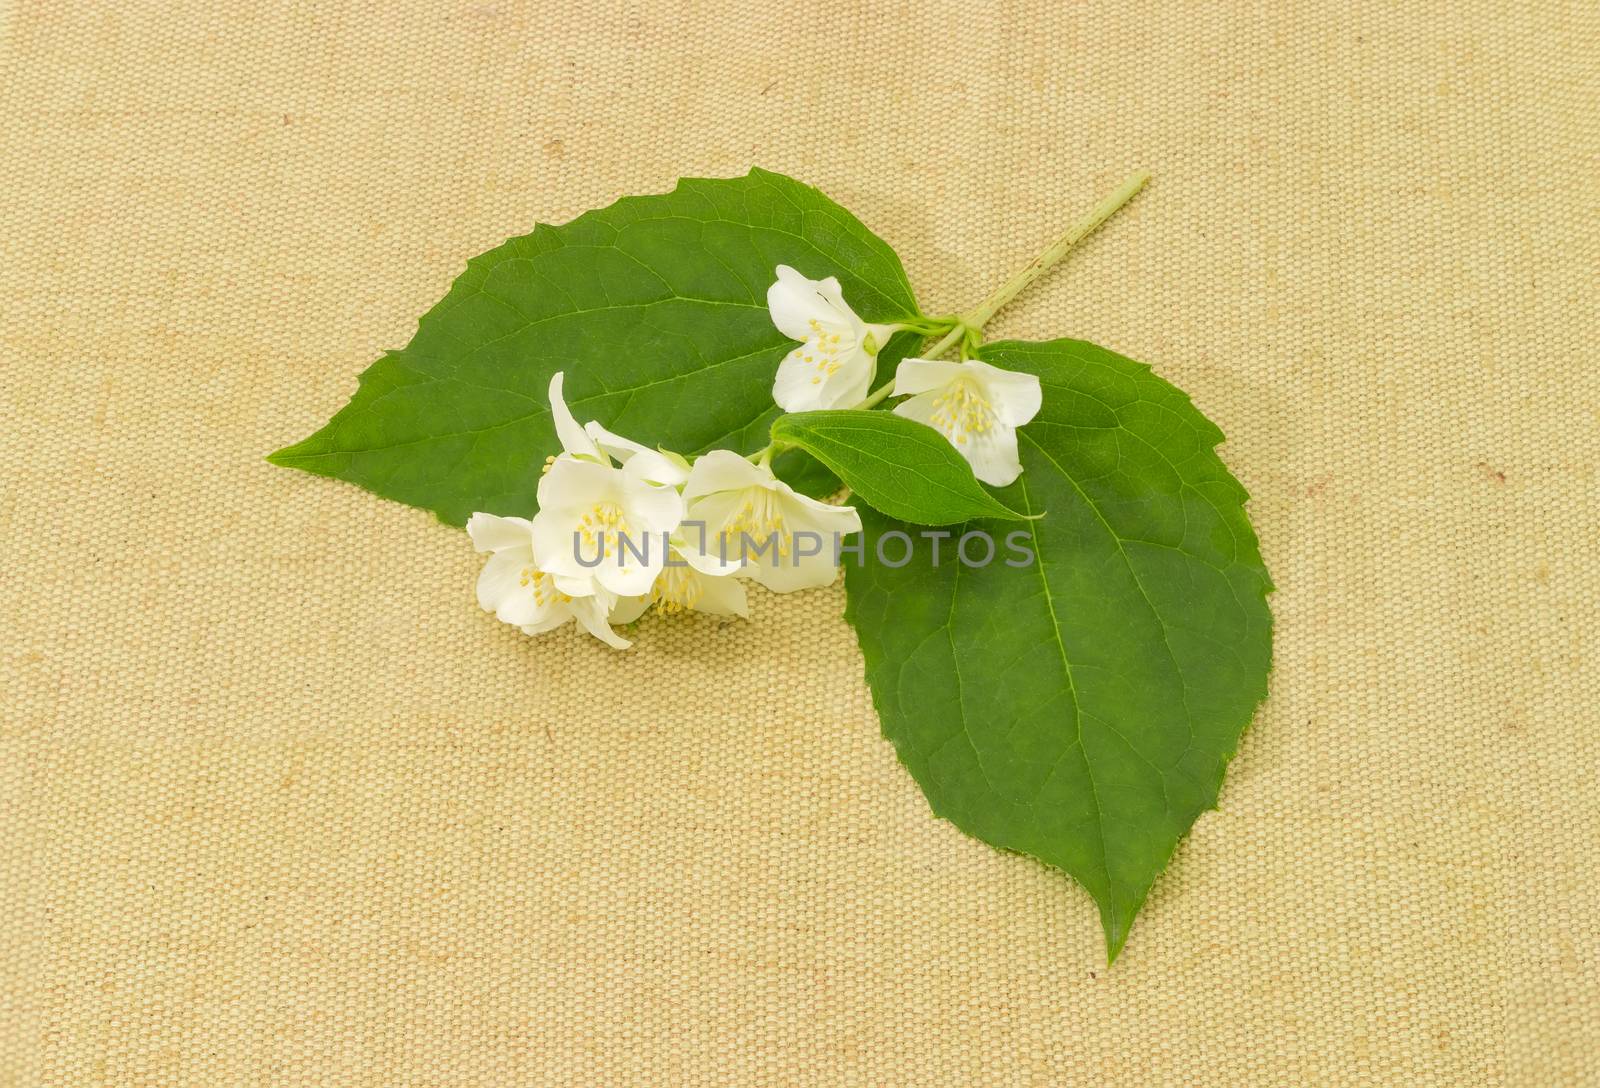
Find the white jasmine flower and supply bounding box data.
[891,357,1043,487]
[466,512,632,649]
[679,449,862,593]
[530,372,685,598]
[768,264,896,412]
[531,455,683,599]
[610,544,749,623]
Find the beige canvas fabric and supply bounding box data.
[2,2,1596,1084]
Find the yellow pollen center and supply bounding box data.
[804,318,849,385]
[651,564,704,615]
[928,379,996,446]
[518,566,571,606]
[720,488,790,559]
[578,501,631,560]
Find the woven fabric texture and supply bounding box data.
[2,2,1596,1084]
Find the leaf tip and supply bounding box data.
[1101,911,1132,965]
[265,440,325,473]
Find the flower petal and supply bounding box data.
[967,359,1043,427]
[476,547,533,614]
[530,510,583,575]
[960,423,1024,487]
[676,532,744,576]
[609,594,651,625]
[694,572,748,617]
[810,272,851,315]
[679,489,748,570]
[777,485,864,537]
[494,590,546,628]
[548,372,602,461]
[552,570,598,597]
[683,449,771,500]
[476,550,553,628]
[622,479,684,535]
[891,357,966,397]
[519,609,572,637]
[892,389,942,429]
[772,343,833,412]
[569,594,632,649]
[620,448,689,489]
[536,455,618,512]
[597,553,664,599]
[817,349,874,408]
[466,512,535,554]
[748,547,842,593]
[586,421,689,487]
[768,265,846,341]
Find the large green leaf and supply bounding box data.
[843,338,1273,961]
[771,410,1029,525]
[269,168,920,524]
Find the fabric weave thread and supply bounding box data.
[1,2,1595,1084]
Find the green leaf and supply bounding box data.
[843,338,1273,962]
[269,168,920,524]
[771,410,1030,525]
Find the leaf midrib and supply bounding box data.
[1020,429,1199,770]
[1014,472,1110,878]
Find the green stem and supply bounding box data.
[851,321,967,410]
[740,174,1149,461]
[960,170,1149,330]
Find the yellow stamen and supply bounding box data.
[651,563,705,615]
[577,501,631,561]
[927,378,997,445]
[719,487,791,559]
[518,567,571,606]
